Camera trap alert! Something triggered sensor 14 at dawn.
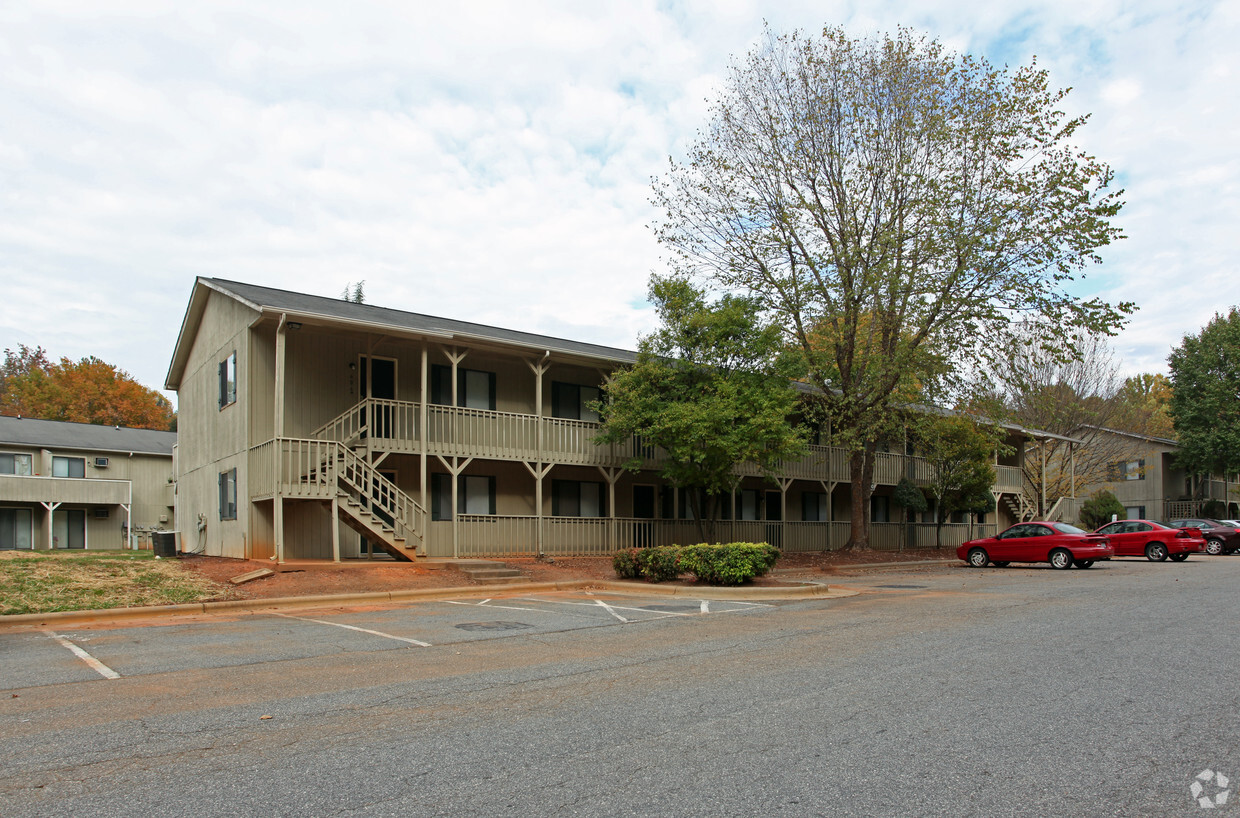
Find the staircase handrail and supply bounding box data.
[334,442,425,545]
[309,399,372,444]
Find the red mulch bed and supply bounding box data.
[175,548,958,601]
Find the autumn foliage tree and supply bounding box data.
[1,345,176,431]
[652,26,1128,548]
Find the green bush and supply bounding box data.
[679,542,780,585]
[613,542,780,585]
[1202,499,1227,519]
[1079,490,1126,529]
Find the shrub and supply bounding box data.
[1079,490,1126,529]
[612,546,682,582]
[1202,499,1227,519]
[612,548,641,580]
[678,542,781,586]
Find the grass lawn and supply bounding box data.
[0,550,226,616]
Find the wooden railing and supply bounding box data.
[307,398,994,489]
[994,465,1024,493]
[441,515,990,558]
[253,437,425,545]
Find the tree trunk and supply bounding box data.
[844,444,877,550]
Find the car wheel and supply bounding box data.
[967,547,989,568]
[1049,548,1073,570]
[1170,553,1189,562]
[1206,538,1224,555]
[1074,559,1095,569]
[992,561,1010,567]
[1145,542,1168,562]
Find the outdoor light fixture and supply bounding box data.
[287,322,302,330]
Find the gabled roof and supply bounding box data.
[0,416,175,456]
[1077,424,1179,447]
[165,277,638,389]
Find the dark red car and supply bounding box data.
[1168,518,1240,555]
[1094,519,1204,561]
[958,521,1114,569]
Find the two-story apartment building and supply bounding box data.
[0,416,176,550]
[1076,426,1238,521]
[164,278,1039,562]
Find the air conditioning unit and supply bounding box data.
[94,457,110,468]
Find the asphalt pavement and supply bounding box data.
[2,556,1238,817]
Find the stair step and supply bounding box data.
[461,567,524,580]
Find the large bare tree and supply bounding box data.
[652,26,1129,547]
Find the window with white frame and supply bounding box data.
[0,453,33,475]
[218,468,237,520]
[52,456,85,478]
[218,351,237,409]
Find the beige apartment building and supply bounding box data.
[0,416,176,550]
[164,278,1049,562]
[1076,426,1239,521]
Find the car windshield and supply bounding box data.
[1053,522,1087,534]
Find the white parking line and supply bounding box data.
[272,613,431,647]
[593,599,628,623]
[46,632,120,680]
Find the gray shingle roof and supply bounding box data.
[207,278,639,364]
[0,416,175,456]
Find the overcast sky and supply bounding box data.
[2,1,1236,399]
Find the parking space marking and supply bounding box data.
[46,631,120,680]
[444,600,577,616]
[593,598,629,623]
[271,613,432,647]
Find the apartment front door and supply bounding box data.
[53,508,86,549]
[359,356,397,438]
[633,485,655,547]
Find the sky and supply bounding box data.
[1,1,1237,400]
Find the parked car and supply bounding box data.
[959,522,1114,569]
[1093,519,1205,561]
[1167,518,1240,555]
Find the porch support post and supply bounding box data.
[777,477,793,549]
[274,494,284,565]
[527,354,551,461]
[275,314,287,439]
[1069,442,1076,499]
[420,342,428,556]
[523,461,553,556]
[435,454,474,559]
[122,503,132,550]
[442,346,469,407]
[41,501,61,550]
[598,466,621,552]
[1040,440,1048,518]
[331,494,341,563]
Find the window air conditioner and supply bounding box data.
[94,457,110,468]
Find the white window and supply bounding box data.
[52,456,85,478]
[218,351,237,409]
[0,453,32,475]
[218,468,237,520]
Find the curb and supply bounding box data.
[0,579,857,629]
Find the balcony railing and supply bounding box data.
[436,514,995,558]
[310,398,962,488]
[0,473,130,505]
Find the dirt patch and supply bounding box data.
[175,547,961,600]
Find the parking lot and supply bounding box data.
[0,590,776,690]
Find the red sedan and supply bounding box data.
[1094,519,1205,561]
[959,522,1114,569]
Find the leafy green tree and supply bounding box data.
[1079,490,1125,529]
[595,276,808,541]
[1113,373,1174,438]
[651,26,1129,548]
[1,345,175,431]
[914,415,1005,546]
[1169,308,1240,479]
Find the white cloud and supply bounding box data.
[0,0,1237,398]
